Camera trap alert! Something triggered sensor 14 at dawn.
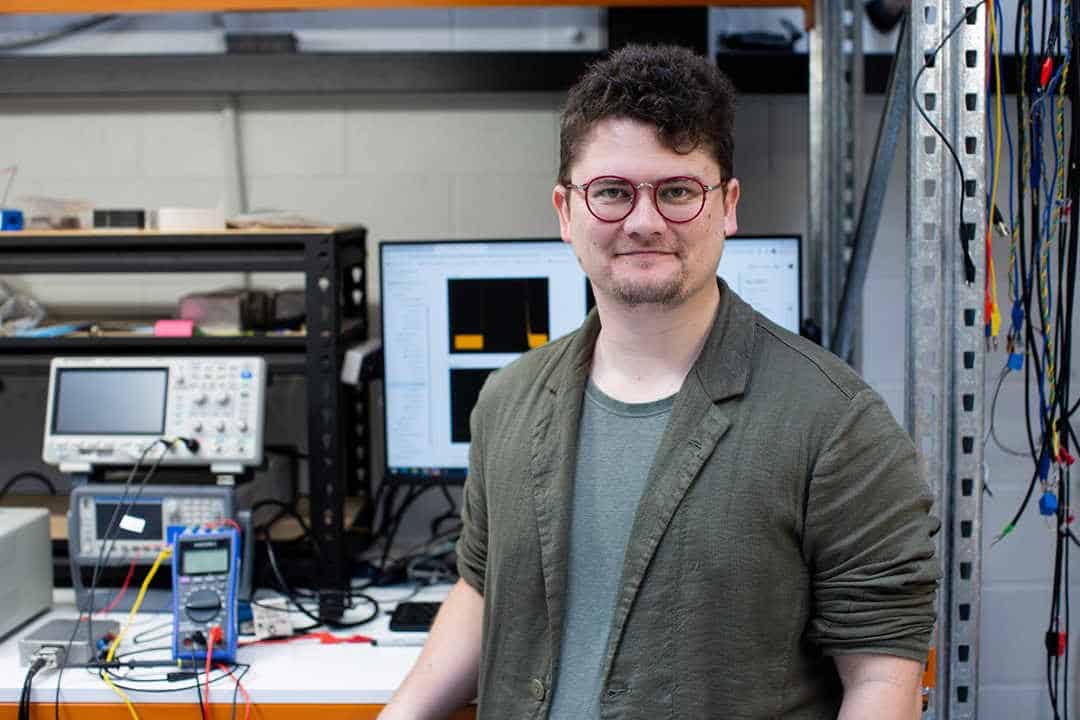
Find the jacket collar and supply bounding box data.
[545,277,754,402]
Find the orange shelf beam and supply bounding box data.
[2,703,477,719]
[2,0,813,29]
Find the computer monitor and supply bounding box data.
[717,235,801,334]
[380,239,588,483]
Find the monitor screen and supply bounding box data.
[53,368,169,435]
[716,235,801,333]
[381,240,587,482]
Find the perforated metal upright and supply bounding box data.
[907,2,986,717]
[809,0,863,344]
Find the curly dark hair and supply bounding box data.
[558,44,737,185]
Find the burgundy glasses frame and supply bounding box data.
[564,174,726,224]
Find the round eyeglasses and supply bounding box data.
[564,175,725,224]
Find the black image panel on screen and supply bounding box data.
[450,368,497,443]
[447,278,550,354]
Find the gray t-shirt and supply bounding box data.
[547,379,675,720]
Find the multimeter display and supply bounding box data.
[181,545,230,575]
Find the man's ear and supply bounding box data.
[721,178,740,237]
[553,184,573,244]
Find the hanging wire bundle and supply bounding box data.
[983,1,1080,716]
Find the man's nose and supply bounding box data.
[623,188,666,235]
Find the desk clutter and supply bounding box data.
[0,331,456,717]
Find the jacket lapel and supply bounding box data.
[601,280,755,672]
[530,310,600,664]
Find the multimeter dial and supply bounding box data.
[185,589,223,623]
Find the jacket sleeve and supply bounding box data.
[802,388,941,661]
[455,396,490,596]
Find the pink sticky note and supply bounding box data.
[154,319,195,337]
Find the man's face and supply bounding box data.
[553,117,739,309]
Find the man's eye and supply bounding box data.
[659,183,700,203]
[591,186,632,202]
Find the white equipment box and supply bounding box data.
[42,357,266,475]
[0,508,52,640]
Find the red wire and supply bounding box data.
[97,558,138,615]
[216,518,244,534]
[240,630,374,646]
[216,663,252,720]
[204,627,217,719]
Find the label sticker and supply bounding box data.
[119,514,146,534]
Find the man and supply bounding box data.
[380,44,939,719]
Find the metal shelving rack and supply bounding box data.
[907,3,986,717]
[0,227,369,620]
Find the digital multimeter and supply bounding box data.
[171,527,240,664]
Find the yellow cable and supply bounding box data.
[97,546,173,720]
[987,2,1004,339]
[101,672,141,720]
[107,547,172,662]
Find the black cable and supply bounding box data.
[230,662,244,720]
[376,483,439,581]
[54,438,173,720]
[85,441,173,683]
[0,471,57,500]
[429,482,461,542]
[19,658,46,720]
[912,0,988,284]
[262,526,379,629]
[988,367,1032,456]
[94,661,250,694]
[0,14,120,52]
[191,649,207,720]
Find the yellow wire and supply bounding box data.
[98,546,173,720]
[987,2,1004,339]
[107,546,172,661]
[100,672,141,720]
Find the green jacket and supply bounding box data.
[457,281,939,719]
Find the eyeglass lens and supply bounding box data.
[585,177,707,222]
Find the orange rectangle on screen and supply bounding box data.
[455,334,484,351]
[526,333,548,349]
